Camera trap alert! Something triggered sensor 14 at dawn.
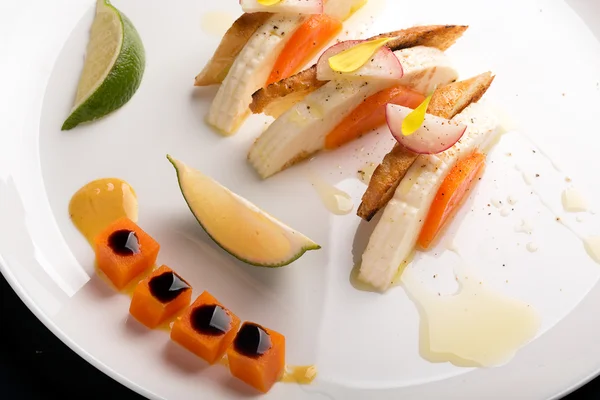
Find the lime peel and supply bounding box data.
[328,37,394,73]
[167,155,321,268]
[62,0,145,130]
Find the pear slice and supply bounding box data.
[167,155,320,267]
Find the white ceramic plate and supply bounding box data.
[2,0,600,398]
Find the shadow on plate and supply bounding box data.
[566,0,600,41]
[123,314,152,337]
[163,213,290,290]
[351,212,382,269]
[189,86,220,128]
[162,340,264,397]
[86,273,117,300]
[190,85,219,101]
[161,340,210,375]
[220,375,263,398]
[348,212,385,292]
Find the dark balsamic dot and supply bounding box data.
[234,323,271,358]
[108,230,140,255]
[148,271,190,303]
[191,305,232,336]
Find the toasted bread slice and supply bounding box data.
[250,67,324,118]
[250,24,468,117]
[195,12,272,86]
[427,71,495,119]
[357,72,495,221]
[372,24,468,53]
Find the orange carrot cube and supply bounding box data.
[267,14,342,85]
[170,291,240,364]
[418,152,486,249]
[325,85,425,150]
[129,265,192,329]
[94,217,160,290]
[227,322,285,393]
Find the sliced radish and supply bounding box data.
[240,0,324,14]
[316,39,404,82]
[386,104,467,154]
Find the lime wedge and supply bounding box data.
[62,0,145,130]
[167,155,321,268]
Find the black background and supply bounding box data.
[1,274,598,399]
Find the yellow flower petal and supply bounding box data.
[401,94,433,136]
[257,0,282,5]
[328,37,394,73]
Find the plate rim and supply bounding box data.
[2,0,600,398]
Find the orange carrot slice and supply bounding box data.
[324,85,425,149]
[267,14,342,85]
[171,291,241,365]
[129,265,192,329]
[227,322,285,393]
[418,152,486,249]
[94,217,160,290]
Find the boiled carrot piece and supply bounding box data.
[94,217,160,290]
[170,291,241,364]
[227,322,285,393]
[324,85,425,149]
[267,14,342,85]
[418,152,487,249]
[129,265,192,329]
